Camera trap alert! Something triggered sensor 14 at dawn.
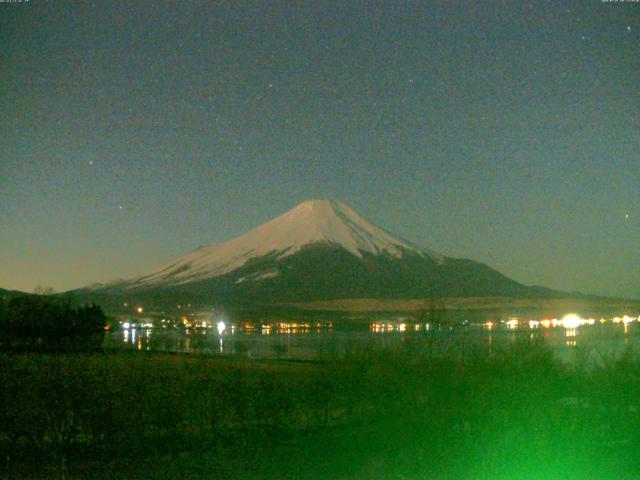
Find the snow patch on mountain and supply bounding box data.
[235,270,280,284]
[85,278,127,290]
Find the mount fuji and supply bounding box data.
[84,200,553,304]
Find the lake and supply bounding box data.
[105,309,640,364]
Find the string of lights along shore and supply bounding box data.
[1,1,638,298]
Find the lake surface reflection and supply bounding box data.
[105,310,640,363]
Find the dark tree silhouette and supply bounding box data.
[0,296,107,351]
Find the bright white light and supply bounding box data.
[529,320,539,329]
[561,313,582,329]
[506,318,519,329]
[136,307,143,313]
[217,320,226,335]
[123,322,130,329]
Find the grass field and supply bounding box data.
[1,338,640,479]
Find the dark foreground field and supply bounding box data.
[2,339,640,479]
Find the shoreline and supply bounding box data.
[287,296,640,313]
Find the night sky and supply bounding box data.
[1,1,638,298]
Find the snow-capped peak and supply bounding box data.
[130,200,441,287]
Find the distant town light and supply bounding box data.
[217,321,226,335]
[561,313,582,329]
[137,307,143,313]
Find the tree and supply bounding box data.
[416,293,446,329]
[33,285,56,296]
[0,296,107,351]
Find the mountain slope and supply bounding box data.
[85,199,555,303]
[0,288,32,299]
[127,199,441,289]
